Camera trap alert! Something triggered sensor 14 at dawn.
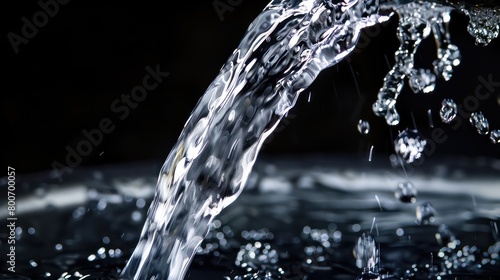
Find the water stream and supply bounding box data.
[1,1,498,280]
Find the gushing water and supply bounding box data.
[121,1,391,279]
[119,1,500,279]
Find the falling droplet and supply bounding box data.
[394,129,427,164]
[416,201,436,225]
[358,119,370,135]
[440,98,457,123]
[490,129,500,144]
[469,111,489,135]
[409,68,436,93]
[395,181,417,203]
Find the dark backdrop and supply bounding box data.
[3,1,500,176]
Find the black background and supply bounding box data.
[3,0,500,177]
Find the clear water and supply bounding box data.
[1,0,499,279]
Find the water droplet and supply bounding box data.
[353,233,377,270]
[440,98,457,123]
[469,111,489,135]
[394,129,427,164]
[55,243,63,251]
[29,260,38,267]
[396,228,405,236]
[409,69,436,93]
[490,129,500,144]
[433,44,461,81]
[416,201,436,225]
[358,119,370,135]
[395,181,417,203]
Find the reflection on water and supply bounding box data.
[1,156,498,279]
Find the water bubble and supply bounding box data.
[394,181,417,203]
[102,236,110,244]
[55,243,63,251]
[416,201,436,225]
[409,69,436,93]
[28,227,36,235]
[394,129,427,164]
[469,111,489,135]
[333,230,342,242]
[131,211,142,222]
[92,171,103,180]
[235,241,279,270]
[97,199,108,211]
[352,224,362,232]
[353,233,378,270]
[440,98,457,123]
[72,206,87,220]
[358,119,370,135]
[490,129,500,144]
[136,198,146,209]
[213,219,222,229]
[396,228,405,236]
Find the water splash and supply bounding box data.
[372,1,461,126]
